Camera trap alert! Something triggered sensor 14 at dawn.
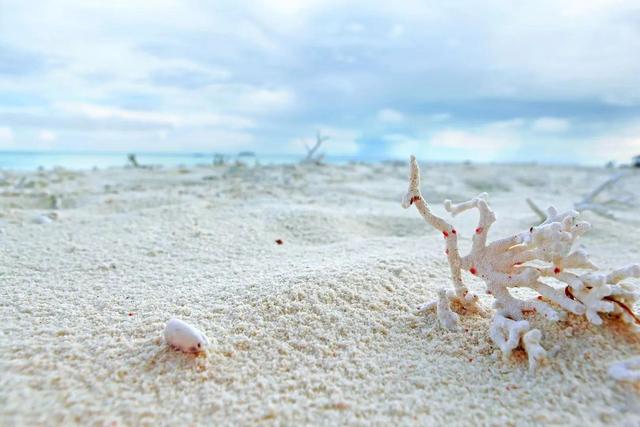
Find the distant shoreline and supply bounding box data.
[0,150,625,171]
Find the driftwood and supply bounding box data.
[302,131,329,164]
[127,153,140,168]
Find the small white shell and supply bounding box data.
[164,318,209,354]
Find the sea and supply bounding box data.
[0,151,384,171]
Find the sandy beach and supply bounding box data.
[1,161,640,426]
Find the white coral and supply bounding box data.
[489,314,530,359]
[435,288,460,330]
[528,171,634,220]
[522,329,547,374]
[403,156,640,371]
[417,289,462,331]
[489,315,546,373]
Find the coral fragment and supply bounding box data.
[403,156,640,372]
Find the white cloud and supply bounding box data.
[484,118,526,132]
[532,117,570,133]
[54,128,256,153]
[384,134,424,158]
[57,103,254,129]
[428,119,523,151]
[1,0,639,157]
[377,108,404,124]
[429,129,513,150]
[234,87,295,114]
[0,127,14,144]
[592,135,640,163]
[386,118,524,160]
[588,122,640,164]
[602,94,640,107]
[38,130,57,142]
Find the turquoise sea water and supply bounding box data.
[0,151,379,171]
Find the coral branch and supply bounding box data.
[445,192,495,257]
[527,171,634,220]
[526,198,546,222]
[490,315,547,373]
[489,314,531,359]
[607,265,640,284]
[435,288,459,330]
[522,329,547,374]
[579,172,627,206]
[402,156,479,315]
[403,156,640,372]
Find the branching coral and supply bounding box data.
[522,329,547,373]
[403,156,640,372]
[527,171,635,220]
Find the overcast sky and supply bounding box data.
[1,0,640,163]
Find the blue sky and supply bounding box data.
[1,0,640,163]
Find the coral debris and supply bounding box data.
[403,156,640,372]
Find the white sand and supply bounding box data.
[1,161,640,426]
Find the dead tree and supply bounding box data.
[127,153,140,168]
[303,131,329,164]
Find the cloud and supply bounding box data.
[428,130,516,153]
[531,117,570,133]
[231,87,295,114]
[484,118,526,132]
[428,119,524,151]
[376,108,404,123]
[0,126,14,144]
[386,118,526,161]
[383,134,424,158]
[57,103,254,129]
[602,94,640,107]
[0,0,639,158]
[38,130,57,142]
[588,121,640,163]
[149,66,230,90]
